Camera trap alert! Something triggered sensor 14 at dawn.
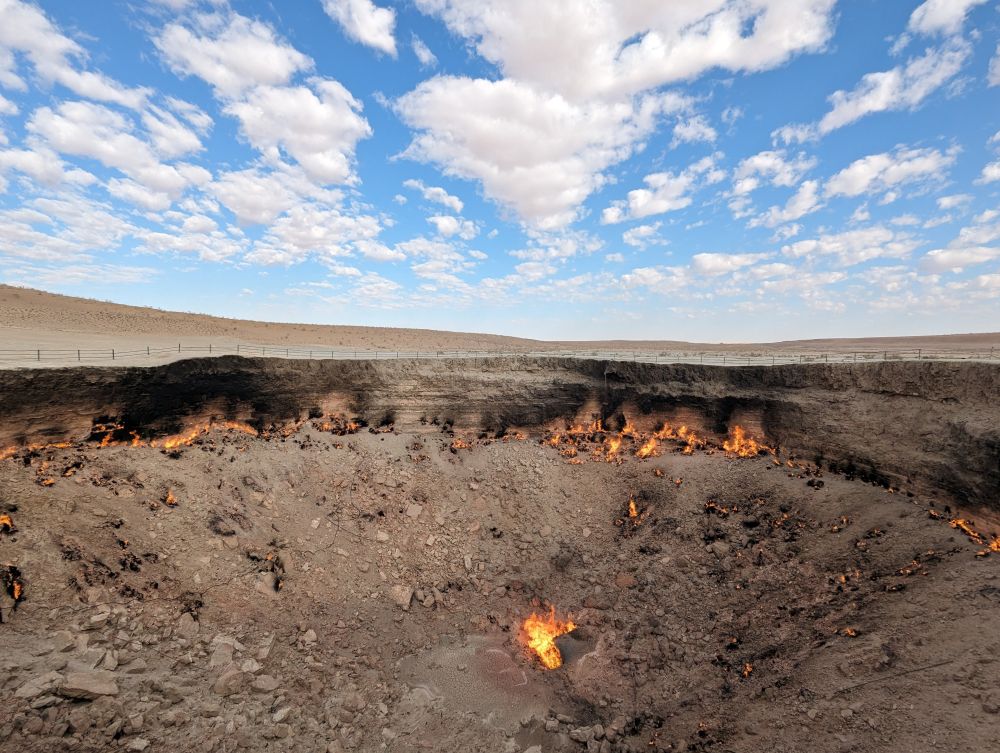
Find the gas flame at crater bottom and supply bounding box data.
[521,607,576,669]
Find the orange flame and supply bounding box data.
[722,426,771,458]
[0,514,13,533]
[450,438,470,451]
[628,496,639,519]
[950,518,985,545]
[521,607,576,669]
[164,489,177,507]
[636,437,659,459]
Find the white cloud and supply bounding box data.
[224,81,371,184]
[399,77,682,228]
[691,252,770,276]
[783,226,920,266]
[622,222,662,248]
[750,179,822,227]
[155,13,312,97]
[0,0,149,108]
[0,146,69,185]
[414,0,837,102]
[401,1,836,227]
[825,145,958,199]
[155,12,370,185]
[27,101,201,201]
[605,252,624,263]
[427,214,478,239]
[211,168,307,225]
[142,105,204,159]
[321,0,397,56]
[775,42,970,142]
[602,154,723,224]
[412,36,437,67]
[820,42,969,135]
[731,149,816,195]
[990,44,1000,87]
[908,0,986,36]
[671,115,716,147]
[922,212,1000,272]
[937,193,972,210]
[0,94,17,116]
[403,178,463,213]
[977,161,1000,184]
[107,178,173,211]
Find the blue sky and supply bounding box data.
[0,0,998,341]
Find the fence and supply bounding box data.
[0,342,997,367]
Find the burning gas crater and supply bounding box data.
[542,419,770,463]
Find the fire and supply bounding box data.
[153,421,258,450]
[950,518,985,545]
[742,662,753,678]
[628,496,639,519]
[521,607,575,669]
[722,426,771,458]
[636,437,659,459]
[0,514,14,534]
[164,489,177,507]
[991,537,1000,553]
[676,426,702,455]
[450,438,470,451]
[2,564,24,604]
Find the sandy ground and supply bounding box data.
[2,285,998,369]
[1,419,998,753]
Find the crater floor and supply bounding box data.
[1,423,998,753]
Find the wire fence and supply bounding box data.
[0,342,998,366]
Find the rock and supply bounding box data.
[614,573,638,589]
[58,671,119,699]
[405,504,423,519]
[570,726,594,743]
[301,629,317,644]
[176,612,199,639]
[390,585,413,611]
[271,723,290,739]
[240,658,262,674]
[125,739,150,751]
[376,531,390,543]
[209,642,234,667]
[326,742,345,753]
[51,631,76,653]
[710,541,731,558]
[545,719,560,732]
[251,675,281,693]
[211,669,246,697]
[22,715,44,735]
[273,706,293,723]
[15,671,63,699]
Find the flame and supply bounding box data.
[636,437,659,459]
[0,514,13,533]
[620,421,637,438]
[722,426,771,458]
[153,421,259,449]
[628,496,639,519]
[677,426,702,455]
[521,607,575,669]
[742,662,753,678]
[950,518,985,545]
[990,537,1000,553]
[164,489,177,507]
[450,438,470,451]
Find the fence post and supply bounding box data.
[917,348,921,360]
[178,343,181,353]
[883,351,887,361]
[77,350,80,362]
[209,344,212,354]
[147,346,150,356]
[37,349,40,361]
[112,349,115,360]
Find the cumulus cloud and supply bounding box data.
[412,36,437,67]
[977,161,1000,184]
[0,0,150,108]
[399,77,682,228]
[731,150,817,196]
[922,212,1000,272]
[224,81,371,185]
[691,252,770,276]
[907,0,986,36]
[401,0,836,227]
[783,226,920,266]
[990,45,1000,87]
[825,145,958,199]
[750,180,822,228]
[321,0,397,56]
[775,42,970,142]
[155,11,371,185]
[414,0,836,102]
[27,101,206,203]
[602,155,724,224]
[402,178,463,213]
[622,222,663,248]
[427,214,478,240]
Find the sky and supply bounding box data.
[0,0,998,342]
